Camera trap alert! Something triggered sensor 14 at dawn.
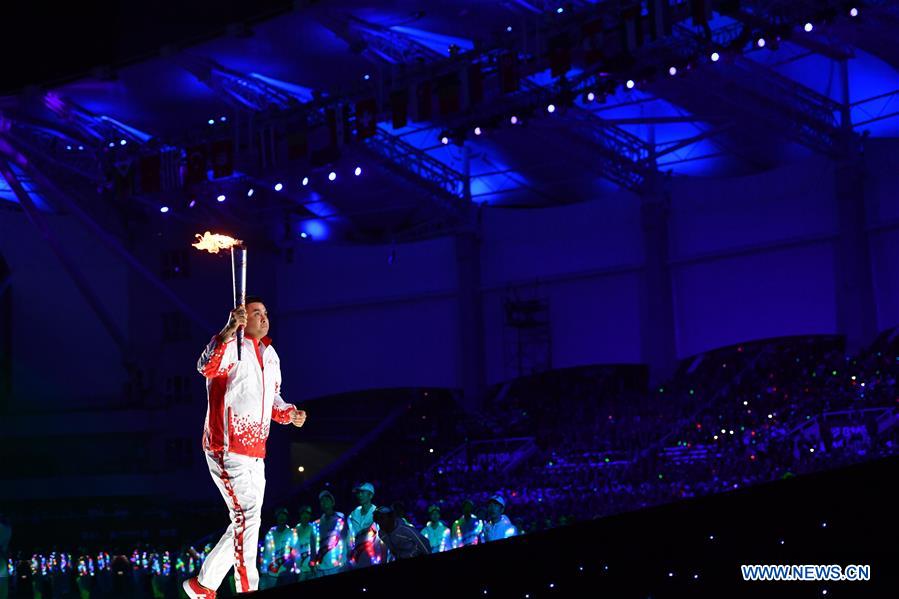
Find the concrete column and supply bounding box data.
[454,217,485,413]
[833,149,877,352]
[639,176,677,386]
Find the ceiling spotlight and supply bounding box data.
[247,188,254,197]
[757,38,766,48]
[328,171,336,181]
[120,139,127,145]
[668,66,677,76]
[804,22,814,32]
[300,232,308,238]
[711,52,720,62]
[474,126,482,136]
[547,103,556,113]
[506,25,512,32]
[274,182,283,191]
[302,176,309,186]
[850,7,858,17]
[220,116,227,122]
[626,79,635,89]
[354,166,362,176]
[510,115,518,124]
[208,119,215,125]
[160,206,169,213]
[78,145,84,151]
[217,195,226,202]
[363,74,370,80]
[556,6,564,13]
[108,142,115,147]
[188,200,197,208]
[66,145,72,151]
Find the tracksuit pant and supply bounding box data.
[198,451,266,593]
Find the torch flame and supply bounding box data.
[192,231,244,254]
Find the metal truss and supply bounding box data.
[179,56,302,111]
[2,118,104,183]
[704,54,842,154]
[362,128,468,212]
[42,92,152,147]
[318,13,442,65]
[517,77,652,191]
[663,18,847,156]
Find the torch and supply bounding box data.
[192,231,246,360]
[231,243,247,361]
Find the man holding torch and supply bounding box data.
[183,296,307,598]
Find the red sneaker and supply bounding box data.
[182,577,216,599]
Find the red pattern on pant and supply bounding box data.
[214,452,250,592]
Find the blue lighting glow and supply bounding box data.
[389,26,474,54]
[746,42,899,137]
[98,116,152,143]
[0,164,53,211]
[376,120,529,204]
[328,171,336,181]
[217,195,226,202]
[160,206,169,213]
[208,119,215,125]
[354,166,362,176]
[247,188,254,197]
[274,183,283,191]
[248,73,315,103]
[300,219,328,240]
[302,176,309,186]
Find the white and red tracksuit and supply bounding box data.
[195,334,296,594]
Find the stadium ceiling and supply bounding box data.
[1,0,899,245]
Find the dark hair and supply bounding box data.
[245,295,265,307]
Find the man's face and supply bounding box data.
[299,510,312,524]
[461,501,474,515]
[320,496,334,512]
[356,490,373,504]
[428,509,440,522]
[276,511,288,526]
[487,502,502,520]
[375,512,396,533]
[244,302,269,339]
